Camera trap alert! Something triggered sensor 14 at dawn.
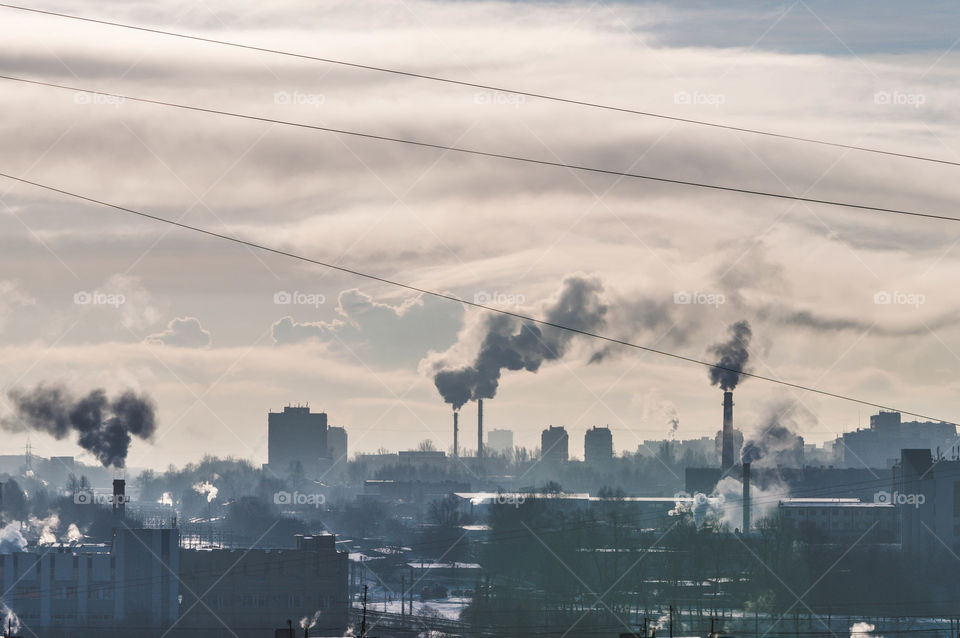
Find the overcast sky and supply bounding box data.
[1,0,959,471]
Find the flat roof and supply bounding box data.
[780,498,893,508]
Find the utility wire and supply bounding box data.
[0,2,958,169]
[2,74,960,225]
[0,169,953,425]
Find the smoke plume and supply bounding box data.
[0,523,26,553]
[741,400,811,467]
[433,275,607,409]
[2,385,157,468]
[1,602,20,637]
[193,481,219,503]
[708,320,752,391]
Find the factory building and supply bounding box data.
[896,448,960,561]
[584,426,613,466]
[778,498,897,543]
[835,411,956,469]
[0,528,180,634]
[267,405,329,476]
[540,426,569,465]
[178,534,349,637]
[398,450,448,470]
[486,429,514,454]
[0,531,349,637]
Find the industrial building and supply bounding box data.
[584,426,613,466]
[778,498,897,543]
[178,534,349,637]
[398,450,447,469]
[267,405,329,476]
[0,529,348,637]
[896,448,960,560]
[836,411,956,469]
[0,528,180,634]
[541,425,569,465]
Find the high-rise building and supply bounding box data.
[836,411,956,469]
[327,426,348,463]
[541,425,569,465]
[584,426,613,466]
[268,405,328,475]
[487,429,514,454]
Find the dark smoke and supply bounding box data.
[3,385,157,468]
[434,275,607,410]
[707,320,752,391]
[741,400,810,466]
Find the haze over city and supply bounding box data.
[1,1,959,637]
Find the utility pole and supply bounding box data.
[287,619,293,638]
[401,576,405,618]
[669,605,674,638]
[361,585,368,638]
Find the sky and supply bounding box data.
[0,0,959,471]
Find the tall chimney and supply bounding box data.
[721,391,734,471]
[453,411,459,458]
[742,461,751,533]
[477,399,484,460]
[113,479,126,523]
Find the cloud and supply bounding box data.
[0,280,35,331]
[145,317,212,348]
[272,289,462,366]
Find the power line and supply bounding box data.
[0,2,957,169]
[2,73,960,224]
[0,169,953,425]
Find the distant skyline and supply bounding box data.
[1,0,959,469]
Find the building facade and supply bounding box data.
[178,534,349,637]
[541,426,569,465]
[584,426,613,466]
[0,528,180,635]
[837,411,956,469]
[267,405,329,475]
[486,429,514,454]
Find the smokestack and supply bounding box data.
[742,461,751,533]
[453,411,459,458]
[477,399,484,460]
[113,479,126,523]
[721,391,734,471]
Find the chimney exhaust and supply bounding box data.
[477,399,484,460]
[742,461,751,533]
[721,391,734,471]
